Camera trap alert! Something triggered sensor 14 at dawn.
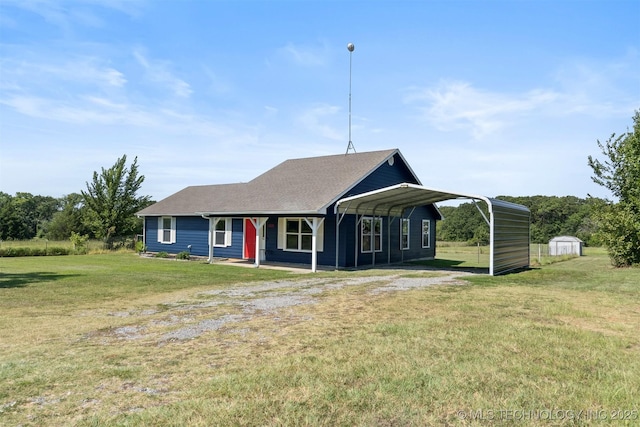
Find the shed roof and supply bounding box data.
[137,149,408,216]
[549,236,583,243]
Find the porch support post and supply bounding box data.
[141,217,146,253]
[304,217,324,273]
[248,217,268,268]
[202,216,215,263]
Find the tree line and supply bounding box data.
[0,155,153,247]
[436,195,603,246]
[1,190,605,247]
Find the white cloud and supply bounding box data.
[551,54,640,116]
[404,80,558,139]
[203,67,233,95]
[404,53,640,141]
[0,93,238,138]
[296,104,343,140]
[264,105,278,116]
[1,0,144,30]
[103,68,126,87]
[133,49,192,98]
[0,55,125,87]
[277,42,329,67]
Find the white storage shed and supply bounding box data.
[549,236,583,256]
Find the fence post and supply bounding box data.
[538,244,541,263]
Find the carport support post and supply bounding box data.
[489,210,494,276]
[335,210,340,270]
[387,215,391,265]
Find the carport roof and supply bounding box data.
[335,182,527,217]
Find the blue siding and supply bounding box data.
[177,217,209,256]
[395,206,437,262]
[145,216,209,256]
[144,216,243,258]
[345,153,420,198]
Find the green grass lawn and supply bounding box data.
[1,250,639,426]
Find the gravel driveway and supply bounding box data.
[105,270,473,345]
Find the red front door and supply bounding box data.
[244,219,256,259]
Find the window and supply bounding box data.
[277,218,324,252]
[401,218,410,250]
[158,216,176,244]
[422,219,431,248]
[361,217,382,253]
[213,218,232,247]
[286,219,312,251]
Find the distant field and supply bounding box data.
[1,248,638,425]
[433,241,596,269]
[0,238,106,252]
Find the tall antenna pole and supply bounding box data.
[346,42,356,155]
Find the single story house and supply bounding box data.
[137,149,440,270]
[137,148,531,274]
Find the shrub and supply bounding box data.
[135,241,146,253]
[156,251,169,258]
[70,232,89,254]
[47,247,71,256]
[176,251,190,260]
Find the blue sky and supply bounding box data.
[1,0,639,203]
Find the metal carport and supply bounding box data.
[334,183,530,275]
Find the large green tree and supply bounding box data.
[587,111,640,267]
[81,155,151,246]
[46,193,93,240]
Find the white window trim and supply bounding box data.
[212,218,232,247]
[277,218,324,252]
[158,216,176,244]
[361,216,382,253]
[422,219,431,248]
[401,218,410,250]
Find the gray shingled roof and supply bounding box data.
[137,149,403,216]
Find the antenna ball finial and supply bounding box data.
[347,43,355,52]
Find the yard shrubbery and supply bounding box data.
[0,246,71,257]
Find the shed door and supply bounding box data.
[244,219,256,259]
